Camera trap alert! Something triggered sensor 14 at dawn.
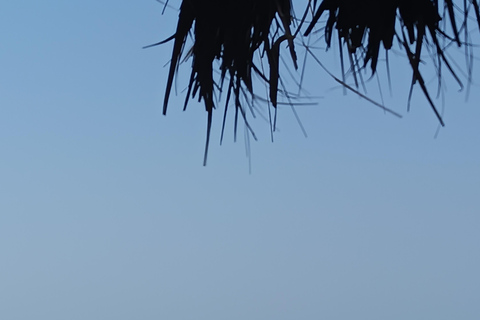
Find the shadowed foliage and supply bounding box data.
[155,0,296,164]
[305,0,480,126]
[156,0,480,164]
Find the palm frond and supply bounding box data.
[157,0,480,163]
[161,0,296,164]
[305,0,480,125]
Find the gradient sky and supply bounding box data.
[1,1,479,320]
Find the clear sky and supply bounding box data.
[1,1,479,320]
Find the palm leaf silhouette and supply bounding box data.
[155,0,480,163]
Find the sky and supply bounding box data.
[1,1,479,319]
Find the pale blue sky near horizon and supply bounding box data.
[1,1,479,320]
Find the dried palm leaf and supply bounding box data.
[157,0,297,165]
[305,0,480,126]
[156,0,480,164]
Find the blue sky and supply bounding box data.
[1,1,479,319]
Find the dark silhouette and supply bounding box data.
[153,0,480,164]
